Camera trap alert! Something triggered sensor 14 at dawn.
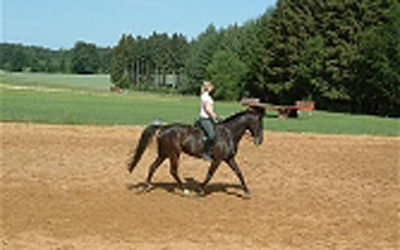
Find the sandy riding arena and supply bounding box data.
[1,123,399,249]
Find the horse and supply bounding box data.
[127,107,265,198]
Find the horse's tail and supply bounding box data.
[128,125,161,173]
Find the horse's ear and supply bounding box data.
[241,98,267,114]
[249,106,265,114]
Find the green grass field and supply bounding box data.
[0,72,111,90]
[1,72,399,136]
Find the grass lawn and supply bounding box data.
[1,88,240,125]
[0,72,111,90]
[1,72,399,136]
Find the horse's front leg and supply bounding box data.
[169,153,185,192]
[226,157,251,199]
[198,159,222,196]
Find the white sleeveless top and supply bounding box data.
[200,92,214,118]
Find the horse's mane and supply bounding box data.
[219,110,249,124]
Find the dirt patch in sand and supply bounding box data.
[1,123,399,249]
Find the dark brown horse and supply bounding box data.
[128,107,265,197]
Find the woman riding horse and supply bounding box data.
[198,81,218,160]
[128,101,265,198]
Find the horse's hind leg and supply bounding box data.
[198,159,222,195]
[226,158,251,198]
[169,153,184,189]
[139,156,165,192]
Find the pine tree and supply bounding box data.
[248,9,274,100]
[352,4,400,116]
[170,33,189,85]
[207,50,248,100]
[311,0,398,110]
[181,24,221,94]
[252,1,315,103]
[293,36,328,102]
[71,41,100,74]
[110,35,132,88]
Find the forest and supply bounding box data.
[1,0,399,116]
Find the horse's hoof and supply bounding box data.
[196,188,206,197]
[243,192,252,199]
[182,189,191,196]
[136,184,152,193]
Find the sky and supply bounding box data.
[1,0,277,49]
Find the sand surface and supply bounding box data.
[1,123,399,249]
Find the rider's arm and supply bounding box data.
[204,101,217,121]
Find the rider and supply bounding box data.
[198,81,218,160]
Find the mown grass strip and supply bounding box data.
[1,88,399,136]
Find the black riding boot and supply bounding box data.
[196,118,217,161]
[202,138,214,160]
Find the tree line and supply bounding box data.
[110,32,189,88]
[1,0,399,116]
[183,0,399,116]
[0,42,112,74]
[110,0,400,116]
[250,0,400,116]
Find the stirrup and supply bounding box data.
[201,153,212,161]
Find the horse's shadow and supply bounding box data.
[126,177,247,199]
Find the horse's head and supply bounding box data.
[247,107,265,146]
[221,107,265,146]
